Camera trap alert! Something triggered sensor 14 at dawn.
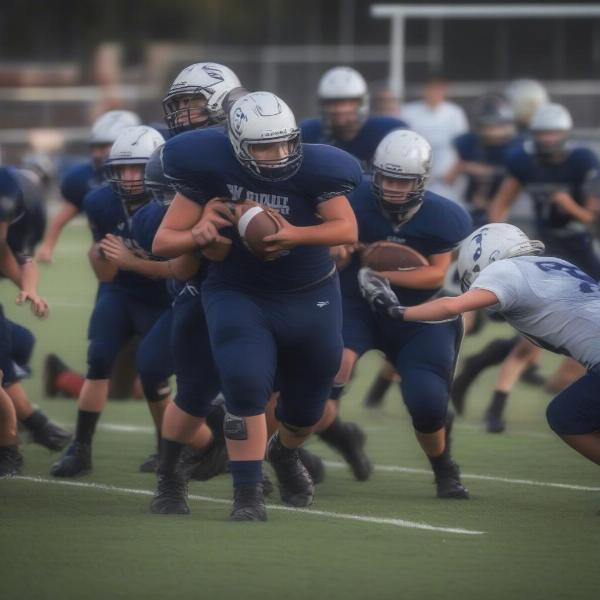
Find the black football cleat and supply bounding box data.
[435,460,470,499]
[484,411,506,434]
[150,474,190,514]
[178,438,228,482]
[50,441,91,477]
[267,433,314,507]
[297,447,326,484]
[321,422,373,482]
[139,453,159,473]
[0,445,23,477]
[230,483,267,522]
[43,354,70,398]
[30,418,72,451]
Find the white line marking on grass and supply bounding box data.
[100,423,154,434]
[98,423,600,492]
[11,476,484,536]
[323,461,600,492]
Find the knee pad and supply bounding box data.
[223,412,248,441]
[411,414,446,434]
[142,379,171,403]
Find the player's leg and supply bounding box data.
[5,321,71,450]
[161,290,226,483]
[269,276,345,505]
[363,359,398,408]
[0,307,22,475]
[394,319,469,499]
[135,309,174,473]
[484,337,542,433]
[51,290,133,477]
[451,335,518,414]
[313,296,374,481]
[546,358,586,394]
[546,372,600,465]
[202,285,276,521]
[108,337,142,400]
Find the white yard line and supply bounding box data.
[322,461,600,493]
[96,424,600,493]
[11,476,484,536]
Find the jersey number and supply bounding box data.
[534,260,600,294]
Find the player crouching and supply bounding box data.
[361,223,600,469]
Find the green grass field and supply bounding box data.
[1,224,599,600]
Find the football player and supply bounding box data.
[50,126,177,478]
[0,167,62,474]
[477,102,600,430]
[40,110,143,403]
[301,66,406,167]
[361,223,600,468]
[121,62,243,477]
[37,110,141,263]
[153,91,361,520]
[324,130,472,499]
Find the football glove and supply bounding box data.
[357,267,406,320]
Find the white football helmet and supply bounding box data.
[317,66,369,133]
[371,129,432,226]
[163,62,242,134]
[504,79,549,128]
[228,91,302,181]
[457,224,545,292]
[105,126,165,214]
[89,110,141,145]
[529,103,573,160]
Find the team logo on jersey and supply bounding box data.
[316,301,330,308]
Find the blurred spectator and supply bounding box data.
[370,84,402,118]
[401,77,468,199]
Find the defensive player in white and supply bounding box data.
[359,223,600,466]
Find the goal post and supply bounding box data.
[370,3,600,98]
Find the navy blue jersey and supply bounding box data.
[0,168,47,264]
[163,128,362,292]
[60,161,104,211]
[130,200,205,297]
[453,132,522,206]
[505,144,599,231]
[343,180,472,305]
[83,185,170,305]
[300,116,406,166]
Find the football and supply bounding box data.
[236,203,282,260]
[360,241,429,271]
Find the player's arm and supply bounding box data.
[99,234,201,280]
[37,202,79,263]
[0,221,23,287]
[551,191,597,224]
[88,242,118,282]
[378,251,452,290]
[262,195,358,257]
[488,176,522,222]
[16,258,49,318]
[403,289,499,321]
[153,194,232,258]
[359,267,499,321]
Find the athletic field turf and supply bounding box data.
[2,224,599,599]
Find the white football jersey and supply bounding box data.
[471,255,600,372]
